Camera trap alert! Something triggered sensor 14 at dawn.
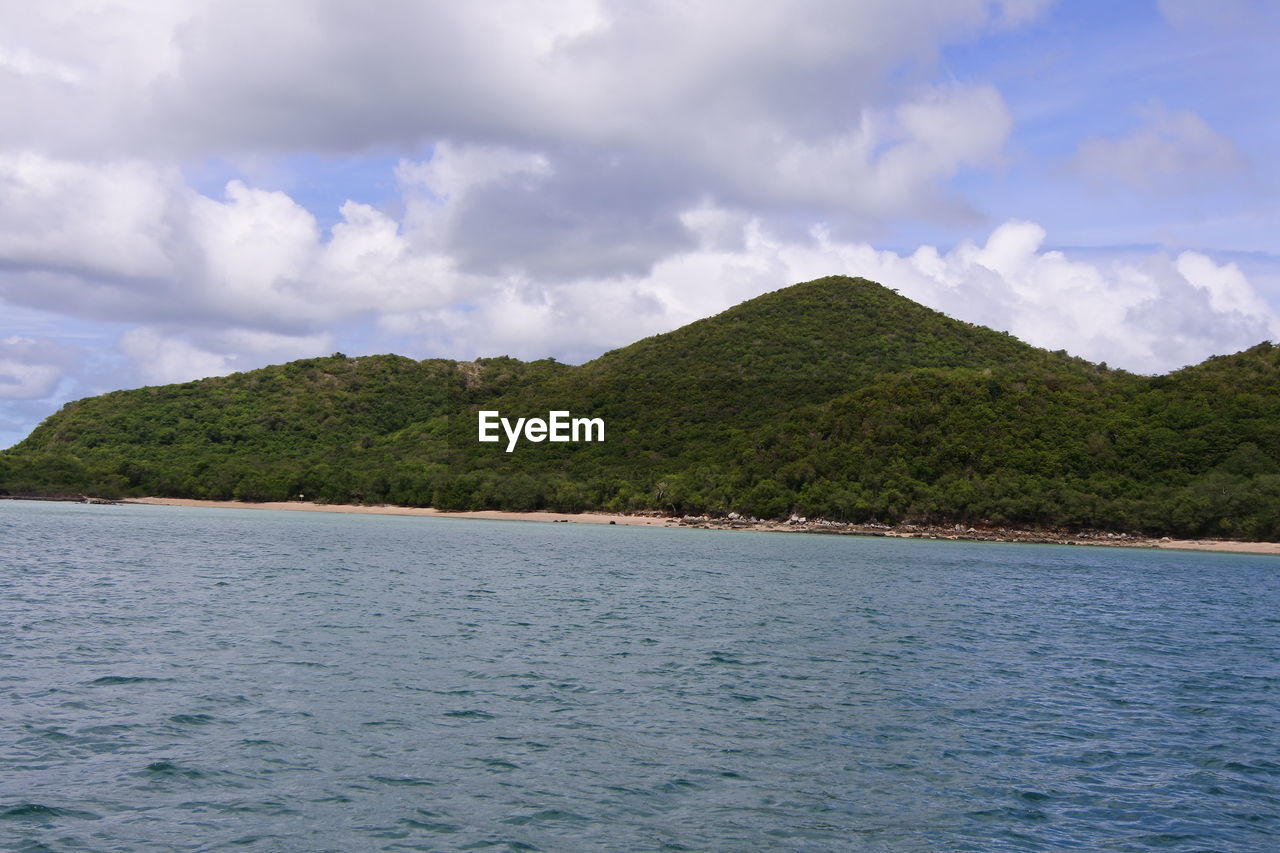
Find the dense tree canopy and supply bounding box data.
[4,277,1279,539]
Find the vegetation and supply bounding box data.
[4,276,1280,539]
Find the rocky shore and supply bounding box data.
[674,512,1179,549]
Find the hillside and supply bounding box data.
[3,276,1279,539]
[556,278,1098,440]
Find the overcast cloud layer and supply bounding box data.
[2,0,1279,446]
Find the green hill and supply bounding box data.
[569,275,1095,419]
[3,275,1278,539]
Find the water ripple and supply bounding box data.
[1,500,1278,851]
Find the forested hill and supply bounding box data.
[3,276,1279,540]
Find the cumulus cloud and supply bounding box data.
[1,135,1272,384]
[1073,102,1247,195]
[725,84,1013,221]
[0,152,177,282]
[118,328,232,386]
[830,222,1278,373]
[0,2,1042,374]
[378,80,1014,282]
[0,336,74,400]
[0,2,1035,154]
[150,1,1033,156]
[0,154,467,332]
[380,216,1279,375]
[0,1,1031,278]
[119,327,334,386]
[0,45,83,85]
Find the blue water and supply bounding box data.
[1,501,1277,852]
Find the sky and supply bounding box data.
[2,0,1279,448]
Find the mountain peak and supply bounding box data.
[580,276,1091,416]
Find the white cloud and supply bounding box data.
[1175,251,1270,317]
[119,326,334,386]
[1074,102,1246,194]
[0,45,83,85]
[186,181,325,325]
[0,152,177,281]
[119,328,232,386]
[378,215,1279,375]
[150,0,1028,154]
[0,1,1032,245]
[0,1,193,157]
[396,145,552,209]
[0,155,470,332]
[0,358,60,400]
[0,2,1039,155]
[741,84,1012,218]
[0,141,1271,387]
[0,335,74,399]
[823,222,1279,372]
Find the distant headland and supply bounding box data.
[4,276,1280,543]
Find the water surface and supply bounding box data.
[1,500,1277,851]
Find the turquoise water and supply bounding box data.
[1,500,1277,852]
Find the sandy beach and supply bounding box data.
[1149,539,1280,555]
[126,497,674,527]
[121,497,1280,555]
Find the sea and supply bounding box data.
[1,500,1277,852]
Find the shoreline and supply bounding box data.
[123,496,670,527]
[117,497,1280,556]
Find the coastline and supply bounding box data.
[120,497,1280,556]
[124,496,669,527]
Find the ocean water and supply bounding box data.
[1,501,1277,852]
